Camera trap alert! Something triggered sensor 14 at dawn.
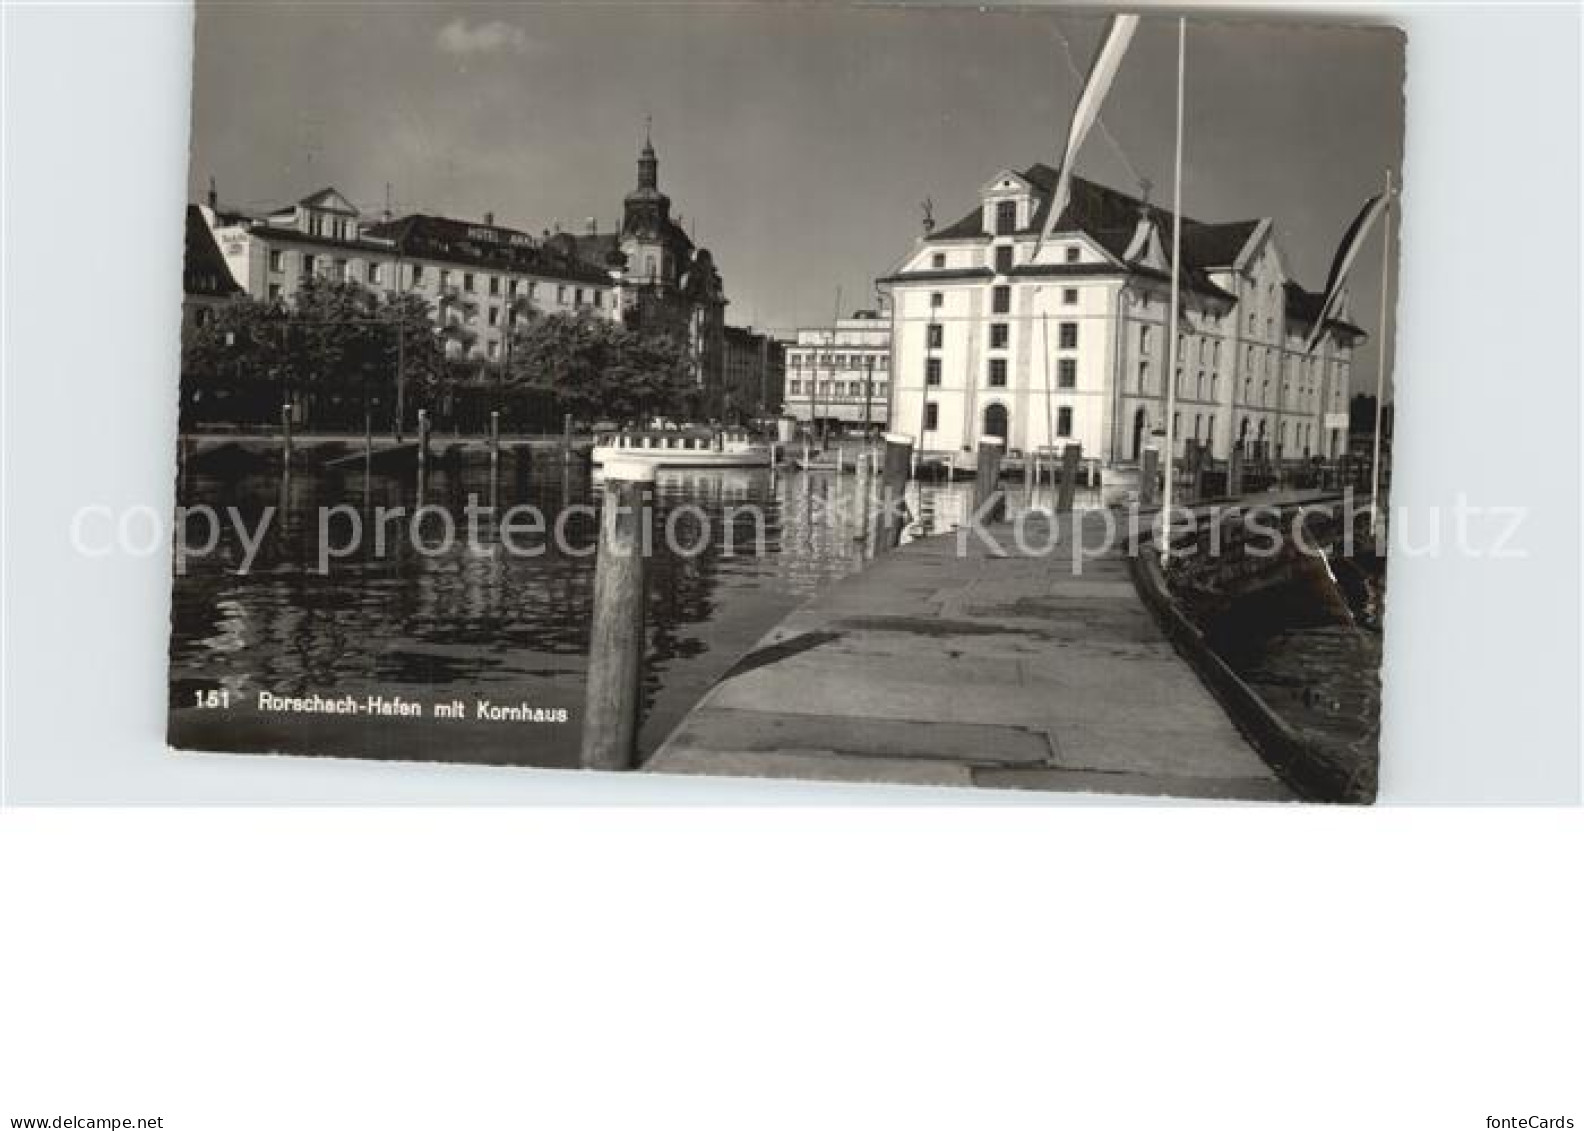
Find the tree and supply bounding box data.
[504,311,695,424]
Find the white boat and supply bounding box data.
[591,426,771,469]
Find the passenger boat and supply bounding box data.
[591,425,771,469]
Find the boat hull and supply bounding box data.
[591,447,771,469]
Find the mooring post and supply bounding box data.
[417,408,431,473]
[974,436,1005,523]
[580,455,656,771]
[489,410,500,468]
[1058,443,1082,513]
[280,402,294,466]
[1141,446,1160,508]
[878,432,914,550]
[562,412,574,463]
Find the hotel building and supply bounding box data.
[783,311,892,432]
[878,164,1363,464]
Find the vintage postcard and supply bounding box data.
[171,6,1403,802]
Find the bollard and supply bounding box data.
[1228,444,1244,497]
[489,410,501,467]
[973,436,1005,523]
[1057,443,1082,513]
[417,408,431,472]
[1140,446,1160,508]
[280,402,294,466]
[562,412,574,463]
[878,432,914,551]
[580,455,656,771]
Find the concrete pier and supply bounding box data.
[647,509,1294,800]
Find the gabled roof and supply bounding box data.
[1283,281,1365,340]
[297,187,359,215]
[183,205,240,298]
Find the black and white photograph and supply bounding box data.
[168,5,1405,802]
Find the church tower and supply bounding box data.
[621,125,678,287]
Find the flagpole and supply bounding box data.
[1160,17,1185,565]
[1370,167,1393,539]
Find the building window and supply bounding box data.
[490,276,501,296]
[994,245,1013,274]
[1062,288,1078,305]
[924,402,940,431]
[440,269,453,289]
[1065,247,1080,264]
[926,323,943,349]
[411,264,425,286]
[995,200,1017,235]
[267,283,281,301]
[1057,406,1073,437]
[1139,325,1152,356]
[528,281,538,299]
[575,288,585,306]
[988,359,1007,387]
[990,323,1008,349]
[487,341,499,360]
[1058,359,1077,389]
[463,272,476,292]
[557,285,567,303]
[1058,321,1078,349]
[992,286,1011,314]
[930,291,943,308]
[302,254,317,276]
[268,249,285,273]
[925,358,942,386]
[931,252,946,269]
[593,290,603,308]
[488,306,499,327]
[1138,362,1149,393]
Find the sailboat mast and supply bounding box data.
[1159,17,1186,564]
[1370,167,1393,538]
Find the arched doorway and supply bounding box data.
[1132,408,1147,460]
[983,402,1009,442]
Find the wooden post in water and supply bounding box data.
[1057,443,1082,513]
[1140,446,1160,508]
[417,408,431,473]
[973,436,1005,524]
[280,402,294,466]
[580,455,656,771]
[489,410,501,469]
[562,412,574,463]
[878,432,914,551]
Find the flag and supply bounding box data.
[1034,13,1141,256]
[1305,191,1388,353]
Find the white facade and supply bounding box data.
[879,167,1361,464]
[783,312,891,430]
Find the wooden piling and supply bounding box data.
[1057,443,1082,513]
[973,436,1005,522]
[1141,446,1160,507]
[562,412,574,463]
[417,408,431,472]
[489,410,500,468]
[280,402,294,466]
[878,432,914,551]
[580,455,656,771]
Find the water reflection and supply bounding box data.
[170,454,1089,765]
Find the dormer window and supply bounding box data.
[931,252,946,270]
[995,200,1017,235]
[1065,247,1080,264]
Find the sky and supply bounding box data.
[189,4,1404,391]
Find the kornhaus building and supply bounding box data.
[878,164,1363,464]
[783,311,892,431]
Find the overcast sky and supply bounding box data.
[190,4,1403,390]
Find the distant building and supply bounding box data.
[720,327,786,421]
[783,311,891,432]
[878,164,1364,462]
[182,203,240,332]
[201,185,618,365]
[576,132,730,414]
